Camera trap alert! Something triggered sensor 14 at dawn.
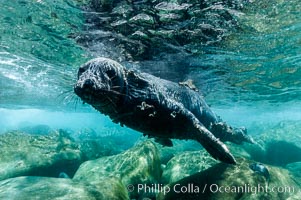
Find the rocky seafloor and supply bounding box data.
[0,120,301,199]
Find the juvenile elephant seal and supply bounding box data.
[74,57,253,164]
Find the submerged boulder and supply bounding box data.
[75,127,141,161]
[285,162,301,186]
[74,140,161,198]
[158,140,202,165]
[0,130,81,181]
[287,191,301,200]
[286,161,301,178]
[0,176,129,200]
[79,138,121,161]
[162,150,218,184]
[158,158,297,200]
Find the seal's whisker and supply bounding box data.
[110,74,118,81]
[66,94,80,111]
[64,92,76,102]
[109,90,129,98]
[111,85,122,89]
[57,90,73,99]
[56,90,74,104]
[73,96,79,111]
[105,96,118,113]
[57,89,81,110]
[69,94,76,102]
[99,101,112,109]
[105,96,117,107]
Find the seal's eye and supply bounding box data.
[78,65,88,78]
[79,67,86,74]
[106,69,116,80]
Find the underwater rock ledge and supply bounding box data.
[74,140,161,199]
[0,136,299,199]
[0,128,141,181]
[0,130,81,181]
[161,150,219,184]
[0,176,129,200]
[158,157,298,200]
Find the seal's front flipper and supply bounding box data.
[210,122,254,144]
[193,123,236,164]
[154,138,173,147]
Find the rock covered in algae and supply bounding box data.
[286,161,301,177]
[286,191,301,200]
[0,130,81,181]
[73,140,161,198]
[285,161,301,186]
[79,132,140,161]
[74,127,141,161]
[0,176,129,200]
[158,140,201,165]
[79,138,121,161]
[161,150,218,184]
[158,158,297,200]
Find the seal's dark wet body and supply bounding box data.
[75,58,253,164]
[114,71,217,139]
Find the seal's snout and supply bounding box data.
[83,79,94,90]
[74,78,101,97]
[74,76,96,97]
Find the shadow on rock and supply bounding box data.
[265,141,301,166]
[0,130,82,181]
[161,163,229,200]
[244,140,301,167]
[237,121,301,167]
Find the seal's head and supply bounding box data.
[74,57,127,114]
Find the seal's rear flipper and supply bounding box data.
[210,122,254,145]
[194,123,236,164]
[234,127,255,144]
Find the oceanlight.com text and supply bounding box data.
[209,184,295,194]
[127,183,296,195]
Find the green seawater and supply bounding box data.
[0,0,301,199]
[0,0,90,108]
